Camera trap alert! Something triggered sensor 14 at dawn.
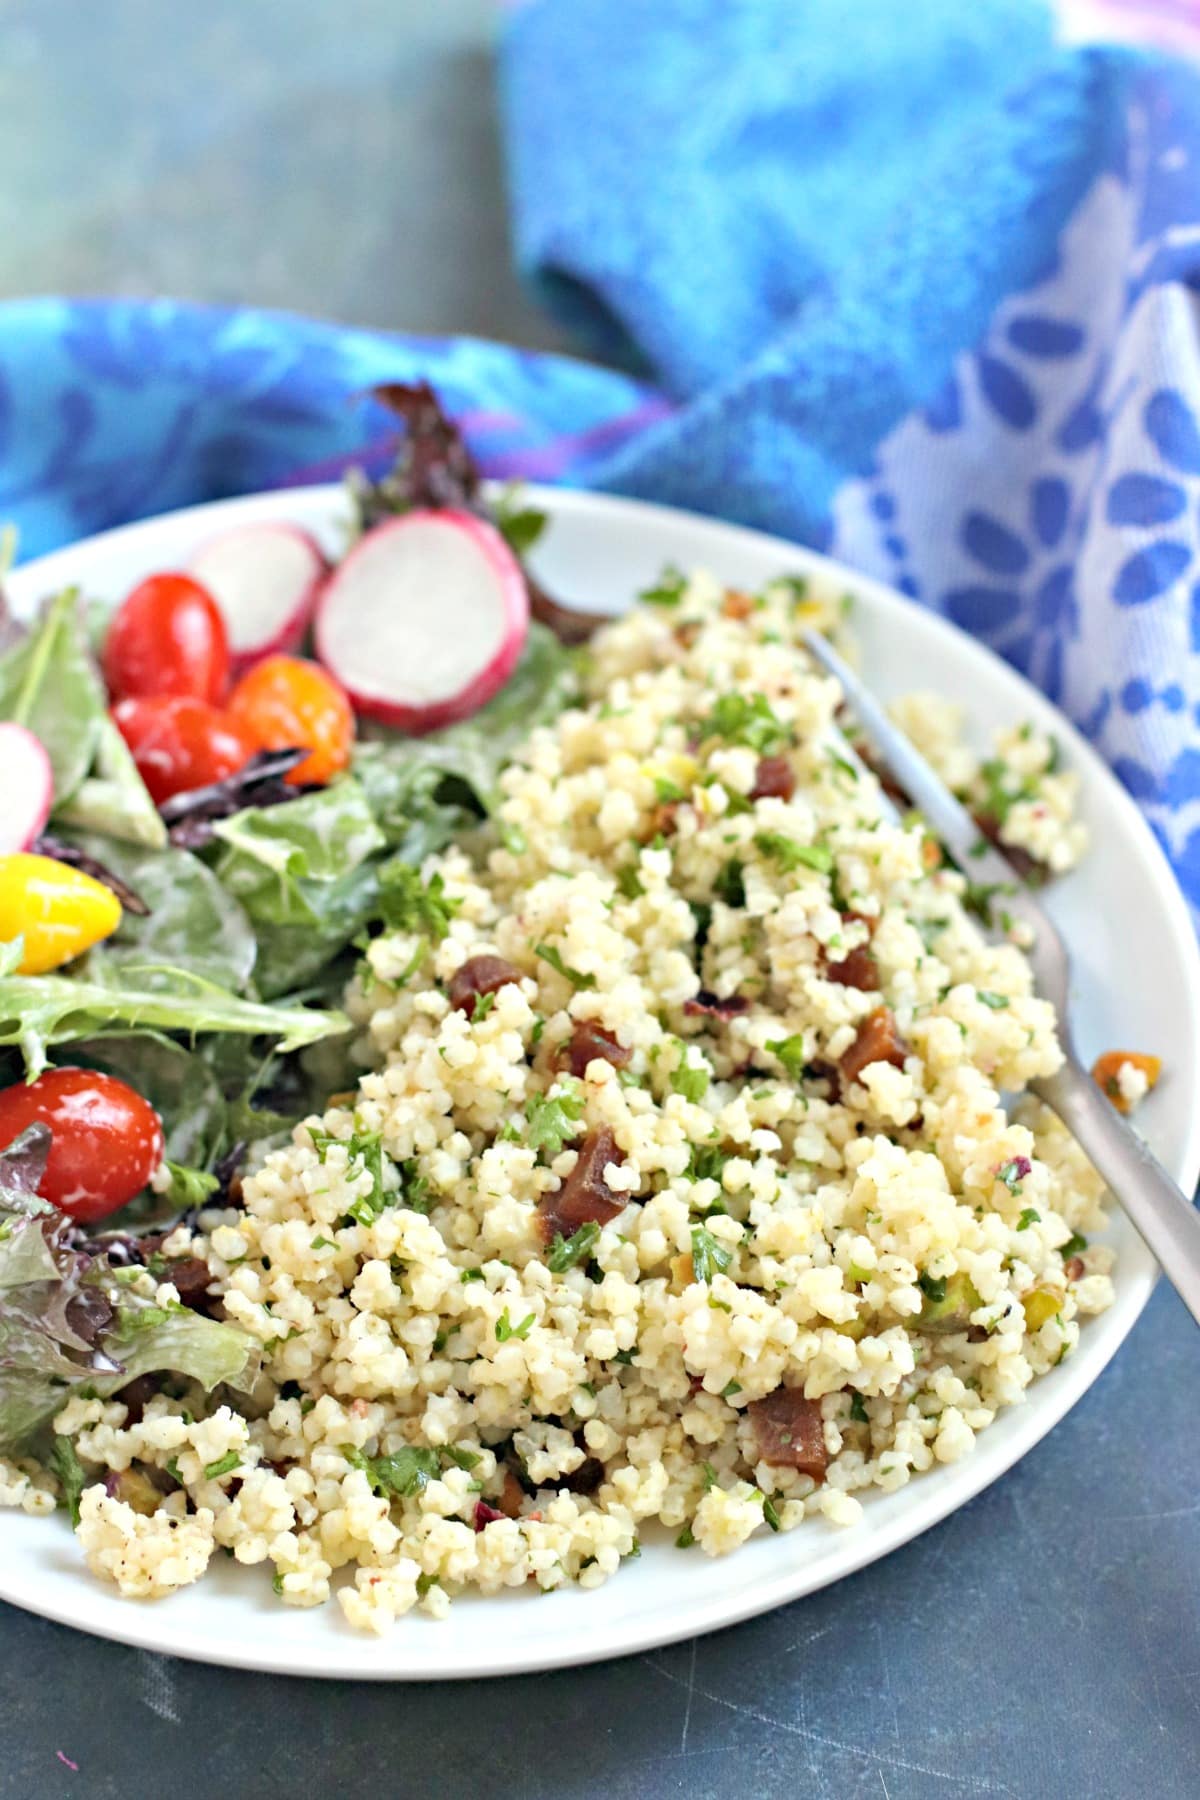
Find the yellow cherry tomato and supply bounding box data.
[0,854,122,975]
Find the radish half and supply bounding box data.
[189,522,328,674]
[315,510,530,733]
[0,722,53,852]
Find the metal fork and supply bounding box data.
[804,629,1200,1329]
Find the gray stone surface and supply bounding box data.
[0,6,1195,1797]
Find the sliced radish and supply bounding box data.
[0,722,53,852]
[314,510,530,733]
[189,522,328,674]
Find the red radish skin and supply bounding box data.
[314,510,529,734]
[0,723,53,852]
[190,523,328,675]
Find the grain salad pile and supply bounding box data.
[10,569,1120,1630]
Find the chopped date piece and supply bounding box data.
[1064,1256,1086,1282]
[164,1256,216,1312]
[558,1023,631,1078]
[721,589,756,621]
[839,1006,908,1087]
[683,989,750,1020]
[748,1388,828,1482]
[844,909,878,939]
[114,1373,162,1428]
[497,1468,526,1518]
[448,954,524,1014]
[538,1127,627,1240]
[1090,1049,1162,1114]
[562,1455,606,1495]
[644,800,679,840]
[821,944,880,992]
[750,754,796,803]
[972,811,1049,886]
[474,1499,507,1531]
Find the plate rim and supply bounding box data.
[2,479,1197,1680]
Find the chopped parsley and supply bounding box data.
[203,1451,241,1482]
[754,832,834,875]
[713,857,746,909]
[1061,1232,1088,1259]
[471,991,497,1024]
[653,774,688,803]
[491,483,548,557]
[917,1272,948,1305]
[691,1225,733,1284]
[495,1308,536,1342]
[720,1379,742,1398]
[616,862,645,900]
[761,1494,782,1532]
[687,1143,730,1184]
[460,1267,485,1283]
[160,1161,219,1208]
[640,564,688,607]
[701,1461,719,1491]
[670,1055,710,1103]
[524,1081,585,1156]
[848,1392,869,1424]
[547,1220,601,1273]
[976,990,1010,1010]
[272,1571,285,1596]
[612,1346,637,1366]
[378,863,462,941]
[1017,1207,1041,1230]
[765,1034,807,1079]
[535,941,597,989]
[343,1444,440,1499]
[703,692,789,755]
[675,1526,696,1549]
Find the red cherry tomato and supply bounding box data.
[103,572,230,704]
[112,695,256,804]
[227,655,354,785]
[0,1068,164,1223]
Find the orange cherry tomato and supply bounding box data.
[0,1068,164,1223]
[112,695,256,804]
[103,572,230,704]
[227,655,354,785]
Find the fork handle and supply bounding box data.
[1035,1061,1200,1327]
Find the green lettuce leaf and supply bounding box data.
[0,589,107,804]
[55,715,167,849]
[66,832,258,994]
[0,958,348,1077]
[210,780,386,998]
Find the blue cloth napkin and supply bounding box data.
[2,0,1200,912]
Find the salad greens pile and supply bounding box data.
[0,390,582,1459]
[0,586,575,1122]
[0,1125,259,1451]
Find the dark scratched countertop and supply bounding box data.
[1,6,1197,1796]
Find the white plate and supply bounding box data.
[3,484,1198,1679]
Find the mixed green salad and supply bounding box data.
[0,384,580,1459]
